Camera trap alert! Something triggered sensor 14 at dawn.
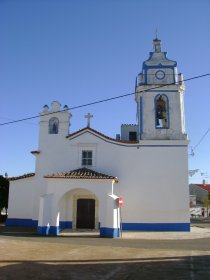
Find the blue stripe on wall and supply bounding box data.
[122,223,190,232]
[6,218,38,227]
[59,221,72,229]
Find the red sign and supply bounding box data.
[119,196,123,207]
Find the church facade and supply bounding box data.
[7,38,190,237]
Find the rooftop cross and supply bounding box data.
[85,113,93,127]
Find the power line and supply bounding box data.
[0,73,210,126]
[192,127,210,152]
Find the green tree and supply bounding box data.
[0,175,9,214]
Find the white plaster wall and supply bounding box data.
[8,177,34,219]
[9,128,189,226]
[65,131,189,224]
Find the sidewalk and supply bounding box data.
[60,225,210,240]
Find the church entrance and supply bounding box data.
[76,198,95,229]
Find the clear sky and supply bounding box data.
[0,0,209,183]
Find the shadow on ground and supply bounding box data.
[0,255,210,280]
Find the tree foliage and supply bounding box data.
[0,175,9,212]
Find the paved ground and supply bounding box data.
[0,224,210,279]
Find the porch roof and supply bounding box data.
[44,167,118,182]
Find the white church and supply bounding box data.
[7,38,190,237]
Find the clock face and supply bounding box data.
[155,70,165,80]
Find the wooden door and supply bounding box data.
[76,199,95,229]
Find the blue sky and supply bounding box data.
[0,0,209,183]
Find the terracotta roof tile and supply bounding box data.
[44,167,118,181]
[9,173,35,181]
[195,184,210,192]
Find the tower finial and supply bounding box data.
[155,28,158,39]
[153,35,161,53]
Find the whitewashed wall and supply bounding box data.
[8,127,189,227]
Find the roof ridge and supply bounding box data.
[67,127,138,144]
[44,167,118,181]
[9,173,35,181]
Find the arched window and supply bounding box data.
[155,95,169,129]
[49,117,59,134]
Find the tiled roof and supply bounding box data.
[44,167,118,181]
[195,184,210,192]
[9,173,35,181]
[66,127,138,144]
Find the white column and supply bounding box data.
[99,194,120,238]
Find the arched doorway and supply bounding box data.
[58,188,99,231]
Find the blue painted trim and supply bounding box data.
[139,96,143,139]
[146,90,177,92]
[143,64,177,70]
[142,62,177,84]
[37,226,50,235]
[154,94,170,129]
[6,218,38,227]
[49,226,59,235]
[100,227,120,238]
[122,223,190,232]
[59,221,72,229]
[141,145,187,147]
[37,226,59,236]
[143,52,177,67]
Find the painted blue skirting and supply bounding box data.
[49,226,59,235]
[37,226,59,236]
[37,226,50,235]
[59,221,72,229]
[6,218,38,227]
[122,223,190,232]
[100,227,120,238]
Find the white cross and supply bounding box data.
[85,113,93,127]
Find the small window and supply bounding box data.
[155,95,168,129]
[82,150,92,166]
[129,131,137,141]
[49,117,59,134]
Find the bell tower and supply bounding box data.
[38,101,72,151]
[135,38,187,141]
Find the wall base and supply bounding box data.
[59,221,72,229]
[37,226,59,236]
[100,227,120,238]
[6,218,38,227]
[122,223,190,232]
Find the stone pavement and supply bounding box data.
[0,224,210,279]
[61,225,210,239]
